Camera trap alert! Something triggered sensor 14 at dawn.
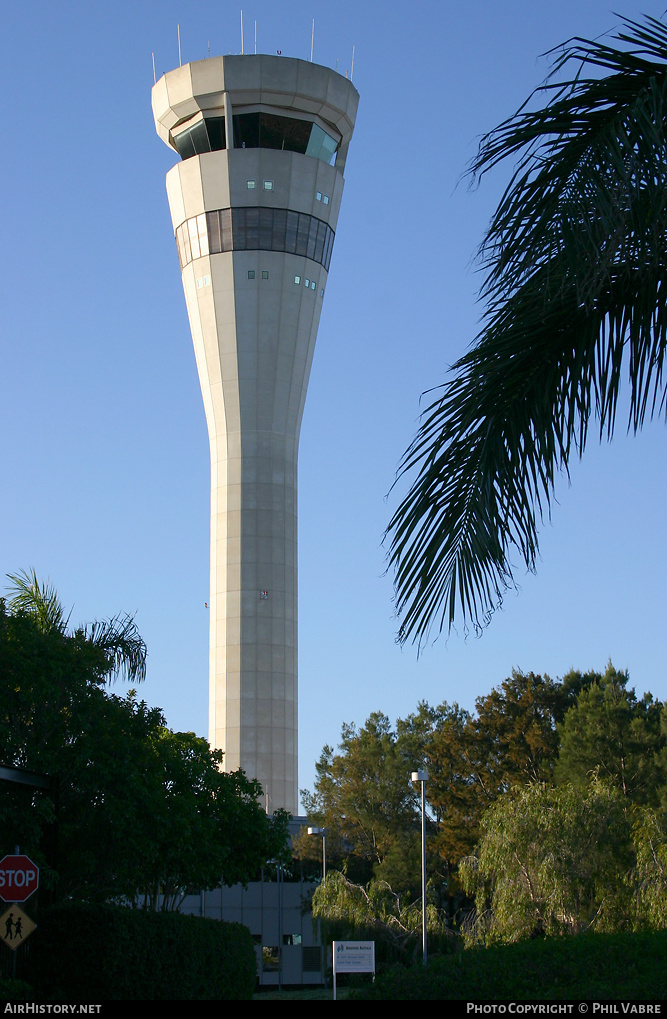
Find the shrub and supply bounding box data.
[350,930,667,1000]
[28,903,255,1000]
[0,979,35,1000]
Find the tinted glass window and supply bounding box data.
[271,209,288,251]
[263,113,311,153]
[175,113,337,164]
[306,123,338,165]
[174,129,196,160]
[231,112,337,163]
[174,117,226,159]
[220,208,233,251]
[313,220,326,265]
[206,210,222,253]
[233,112,259,148]
[175,207,334,270]
[206,117,226,151]
[285,211,298,254]
[259,208,273,250]
[295,214,310,257]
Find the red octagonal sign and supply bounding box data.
[0,855,39,903]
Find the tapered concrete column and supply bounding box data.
[153,55,358,814]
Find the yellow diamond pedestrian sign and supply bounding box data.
[1,904,36,950]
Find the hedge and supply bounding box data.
[28,903,255,1000]
[349,929,667,1000]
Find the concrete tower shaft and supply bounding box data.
[152,55,358,814]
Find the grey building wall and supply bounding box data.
[178,876,322,986]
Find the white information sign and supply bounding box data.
[332,940,375,999]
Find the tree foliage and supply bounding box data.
[311,871,454,967]
[411,671,569,865]
[6,567,146,684]
[0,576,289,907]
[48,696,290,907]
[632,807,667,928]
[460,781,634,944]
[469,670,570,790]
[299,671,571,894]
[556,662,663,803]
[386,14,667,645]
[398,700,477,866]
[298,712,420,888]
[456,664,667,945]
[301,662,667,941]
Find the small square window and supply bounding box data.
[261,270,269,279]
[204,275,210,286]
[196,277,203,289]
[311,281,316,290]
[246,180,256,189]
[294,275,301,284]
[262,947,279,971]
[323,195,330,205]
[316,191,322,201]
[248,270,256,279]
[263,180,273,190]
[320,288,324,296]
[302,947,321,972]
[305,278,310,287]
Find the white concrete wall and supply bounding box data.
[153,55,358,814]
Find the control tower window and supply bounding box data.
[175,207,335,272]
[232,112,338,164]
[173,117,226,159]
[306,124,338,164]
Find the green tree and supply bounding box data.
[632,807,667,928]
[398,701,476,867]
[298,713,420,890]
[1,574,148,890]
[471,670,569,792]
[0,576,290,906]
[555,663,664,804]
[6,567,146,684]
[386,15,667,645]
[414,673,568,868]
[47,691,290,907]
[311,871,454,968]
[460,781,634,944]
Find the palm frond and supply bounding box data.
[84,614,147,684]
[5,568,67,633]
[387,15,667,646]
[5,568,147,683]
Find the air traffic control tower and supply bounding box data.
[152,55,358,814]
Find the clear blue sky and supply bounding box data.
[3,0,666,810]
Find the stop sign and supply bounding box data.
[0,855,39,902]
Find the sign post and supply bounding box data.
[0,856,39,979]
[332,940,375,1000]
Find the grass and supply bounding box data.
[253,987,349,1000]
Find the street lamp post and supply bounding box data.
[307,826,327,882]
[411,770,429,966]
[307,826,328,989]
[267,858,284,990]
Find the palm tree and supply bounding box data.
[386,15,667,648]
[5,568,147,684]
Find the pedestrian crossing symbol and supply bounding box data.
[1,904,36,950]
